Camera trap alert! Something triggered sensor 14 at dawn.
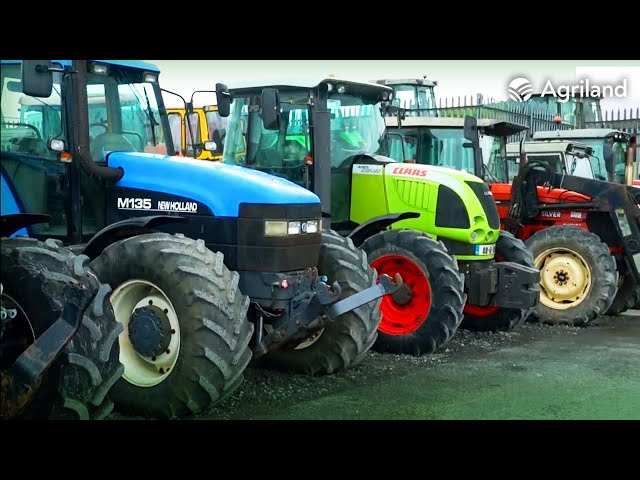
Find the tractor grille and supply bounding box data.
[466,181,500,229]
[395,179,430,209]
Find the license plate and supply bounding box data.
[475,244,496,256]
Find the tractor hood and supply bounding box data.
[107,152,320,217]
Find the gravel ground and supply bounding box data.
[108,319,592,420]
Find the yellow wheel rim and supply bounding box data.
[534,247,592,310]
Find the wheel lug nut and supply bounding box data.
[152,356,157,361]
[166,348,170,354]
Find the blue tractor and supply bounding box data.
[0,60,398,419]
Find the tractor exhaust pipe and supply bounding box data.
[70,60,124,183]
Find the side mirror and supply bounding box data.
[21,60,53,98]
[215,83,230,117]
[463,116,479,148]
[261,88,281,131]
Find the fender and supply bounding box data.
[82,215,189,260]
[1,214,51,238]
[348,212,420,248]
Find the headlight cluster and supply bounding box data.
[264,219,321,237]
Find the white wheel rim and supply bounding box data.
[110,279,181,387]
[294,328,325,350]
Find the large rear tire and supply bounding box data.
[461,231,539,332]
[259,230,380,375]
[524,226,618,326]
[90,233,253,419]
[1,237,122,420]
[605,274,640,316]
[361,229,465,356]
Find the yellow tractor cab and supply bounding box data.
[166,105,226,160]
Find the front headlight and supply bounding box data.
[288,222,301,235]
[304,220,319,234]
[264,220,288,237]
[264,219,321,237]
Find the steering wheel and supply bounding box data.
[2,122,42,139]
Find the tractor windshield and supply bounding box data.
[390,84,437,116]
[328,94,387,167]
[222,92,312,186]
[577,138,626,183]
[222,90,387,186]
[423,128,498,174]
[86,67,169,159]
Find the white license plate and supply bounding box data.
[475,244,496,256]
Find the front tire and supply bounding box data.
[91,233,253,418]
[260,230,380,375]
[524,226,618,326]
[1,237,122,420]
[461,231,539,332]
[361,229,465,356]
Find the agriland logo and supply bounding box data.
[508,76,628,104]
[508,77,533,102]
[539,78,627,103]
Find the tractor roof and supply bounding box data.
[506,140,594,155]
[385,116,528,138]
[372,78,437,87]
[227,77,392,95]
[0,60,160,73]
[532,128,628,140]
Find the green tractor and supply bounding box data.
[214,78,539,356]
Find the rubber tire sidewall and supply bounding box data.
[362,229,465,356]
[524,226,618,325]
[90,233,253,419]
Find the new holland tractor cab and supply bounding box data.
[215,78,539,356]
[532,128,636,186]
[1,60,398,419]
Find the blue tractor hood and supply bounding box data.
[107,152,320,217]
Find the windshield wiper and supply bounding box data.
[143,86,158,145]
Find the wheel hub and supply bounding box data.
[391,283,413,305]
[128,305,173,358]
[554,270,569,285]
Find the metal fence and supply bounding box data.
[397,94,640,138]
[585,107,640,134]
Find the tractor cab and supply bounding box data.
[220,78,393,223]
[166,105,226,160]
[504,140,602,181]
[373,77,438,116]
[1,60,173,240]
[526,92,603,127]
[384,116,528,182]
[532,128,633,185]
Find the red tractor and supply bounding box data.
[493,136,640,323]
